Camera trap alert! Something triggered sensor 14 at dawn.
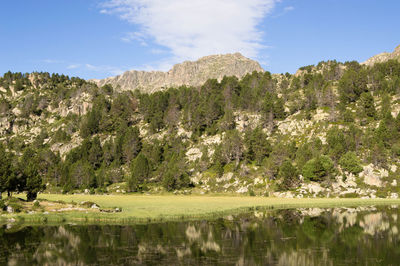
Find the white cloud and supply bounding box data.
[67,64,81,69]
[100,0,278,64]
[121,32,148,45]
[272,5,294,18]
[84,63,125,75]
[284,6,294,12]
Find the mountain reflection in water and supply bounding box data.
[1,206,399,265]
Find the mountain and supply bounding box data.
[1,46,400,199]
[92,53,264,93]
[362,44,400,66]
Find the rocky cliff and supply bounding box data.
[92,53,264,93]
[362,44,400,66]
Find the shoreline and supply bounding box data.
[2,195,400,225]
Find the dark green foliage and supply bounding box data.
[244,127,271,165]
[262,92,286,126]
[128,153,150,192]
[0,144,14,198]
[5,198,23,212]
[326,127,347,161]
[80,109,100,138]
[380,93,392,118]
[338,63,367,103]
[14,79,24,91]
[375,112,398,148]
[161,153,190,191]
[359,92,376,119]
[20,148,45,201]
[302,156,334,182]
[69,160,96,189]
[53,128,71,143]
[295,138,322,167]
[2,59,400,194]
[339,152,363,175]
[88,136,103,169]
[0,99,10,115]
[219,130,244,166]
[342,109,354,122]
[278,160,299,189]
[121,126,142,163]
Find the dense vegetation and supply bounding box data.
[1,58,400,199]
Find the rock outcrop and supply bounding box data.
[362,44,400,66]
[92,53,264,93]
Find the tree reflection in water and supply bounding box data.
[1,206,399,265]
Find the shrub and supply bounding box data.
[340,192,358,198]
[6,199,23,213]
[302,155,334,182]
[248,188,256,196]
[339,151,363,175]
[278,160,299,189]
[375,190,387,198]
[33,200,40,208]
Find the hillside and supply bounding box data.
[1,46,400,200]
[92,53,264,93]
[362,44,400,66]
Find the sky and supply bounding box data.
[1,0,399,79]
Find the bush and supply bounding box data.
[339,151,363,174]
[278,160,299,189]
[375,190,387,198]
[302,155,334,182]
[32,200,42,211]
[6,198,23,213]
[33,200,40,208]
[0,199,5,211]
[339,192,358,198]
[248,188,256,196]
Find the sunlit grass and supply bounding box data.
[3,194,400,224]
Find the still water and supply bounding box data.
[1,206,399,265]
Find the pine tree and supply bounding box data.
[128,153,149,191]
[244,127,272,165]
[278,160,299,189]
[360,92,376,119]
[339,152,363,175]
[20,148,45,201]
[0,144,13,199]
[122,127,142,163]
[88,136,103,169]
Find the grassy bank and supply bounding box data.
[2,194,400,224]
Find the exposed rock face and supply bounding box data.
[359,164,388,187]
[362,44,400,66]
[92,53,264,93]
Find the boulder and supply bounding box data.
[360,164,385,187]
[6,206,13,213]
[236,187,248,193]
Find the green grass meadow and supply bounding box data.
[3,194,400,224]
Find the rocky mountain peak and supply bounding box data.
[92,53,264,93]
[362,44,400,66]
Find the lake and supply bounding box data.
[1,205,399,265]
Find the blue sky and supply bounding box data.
[1,0,399,79]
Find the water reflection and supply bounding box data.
[1,206,400,265]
